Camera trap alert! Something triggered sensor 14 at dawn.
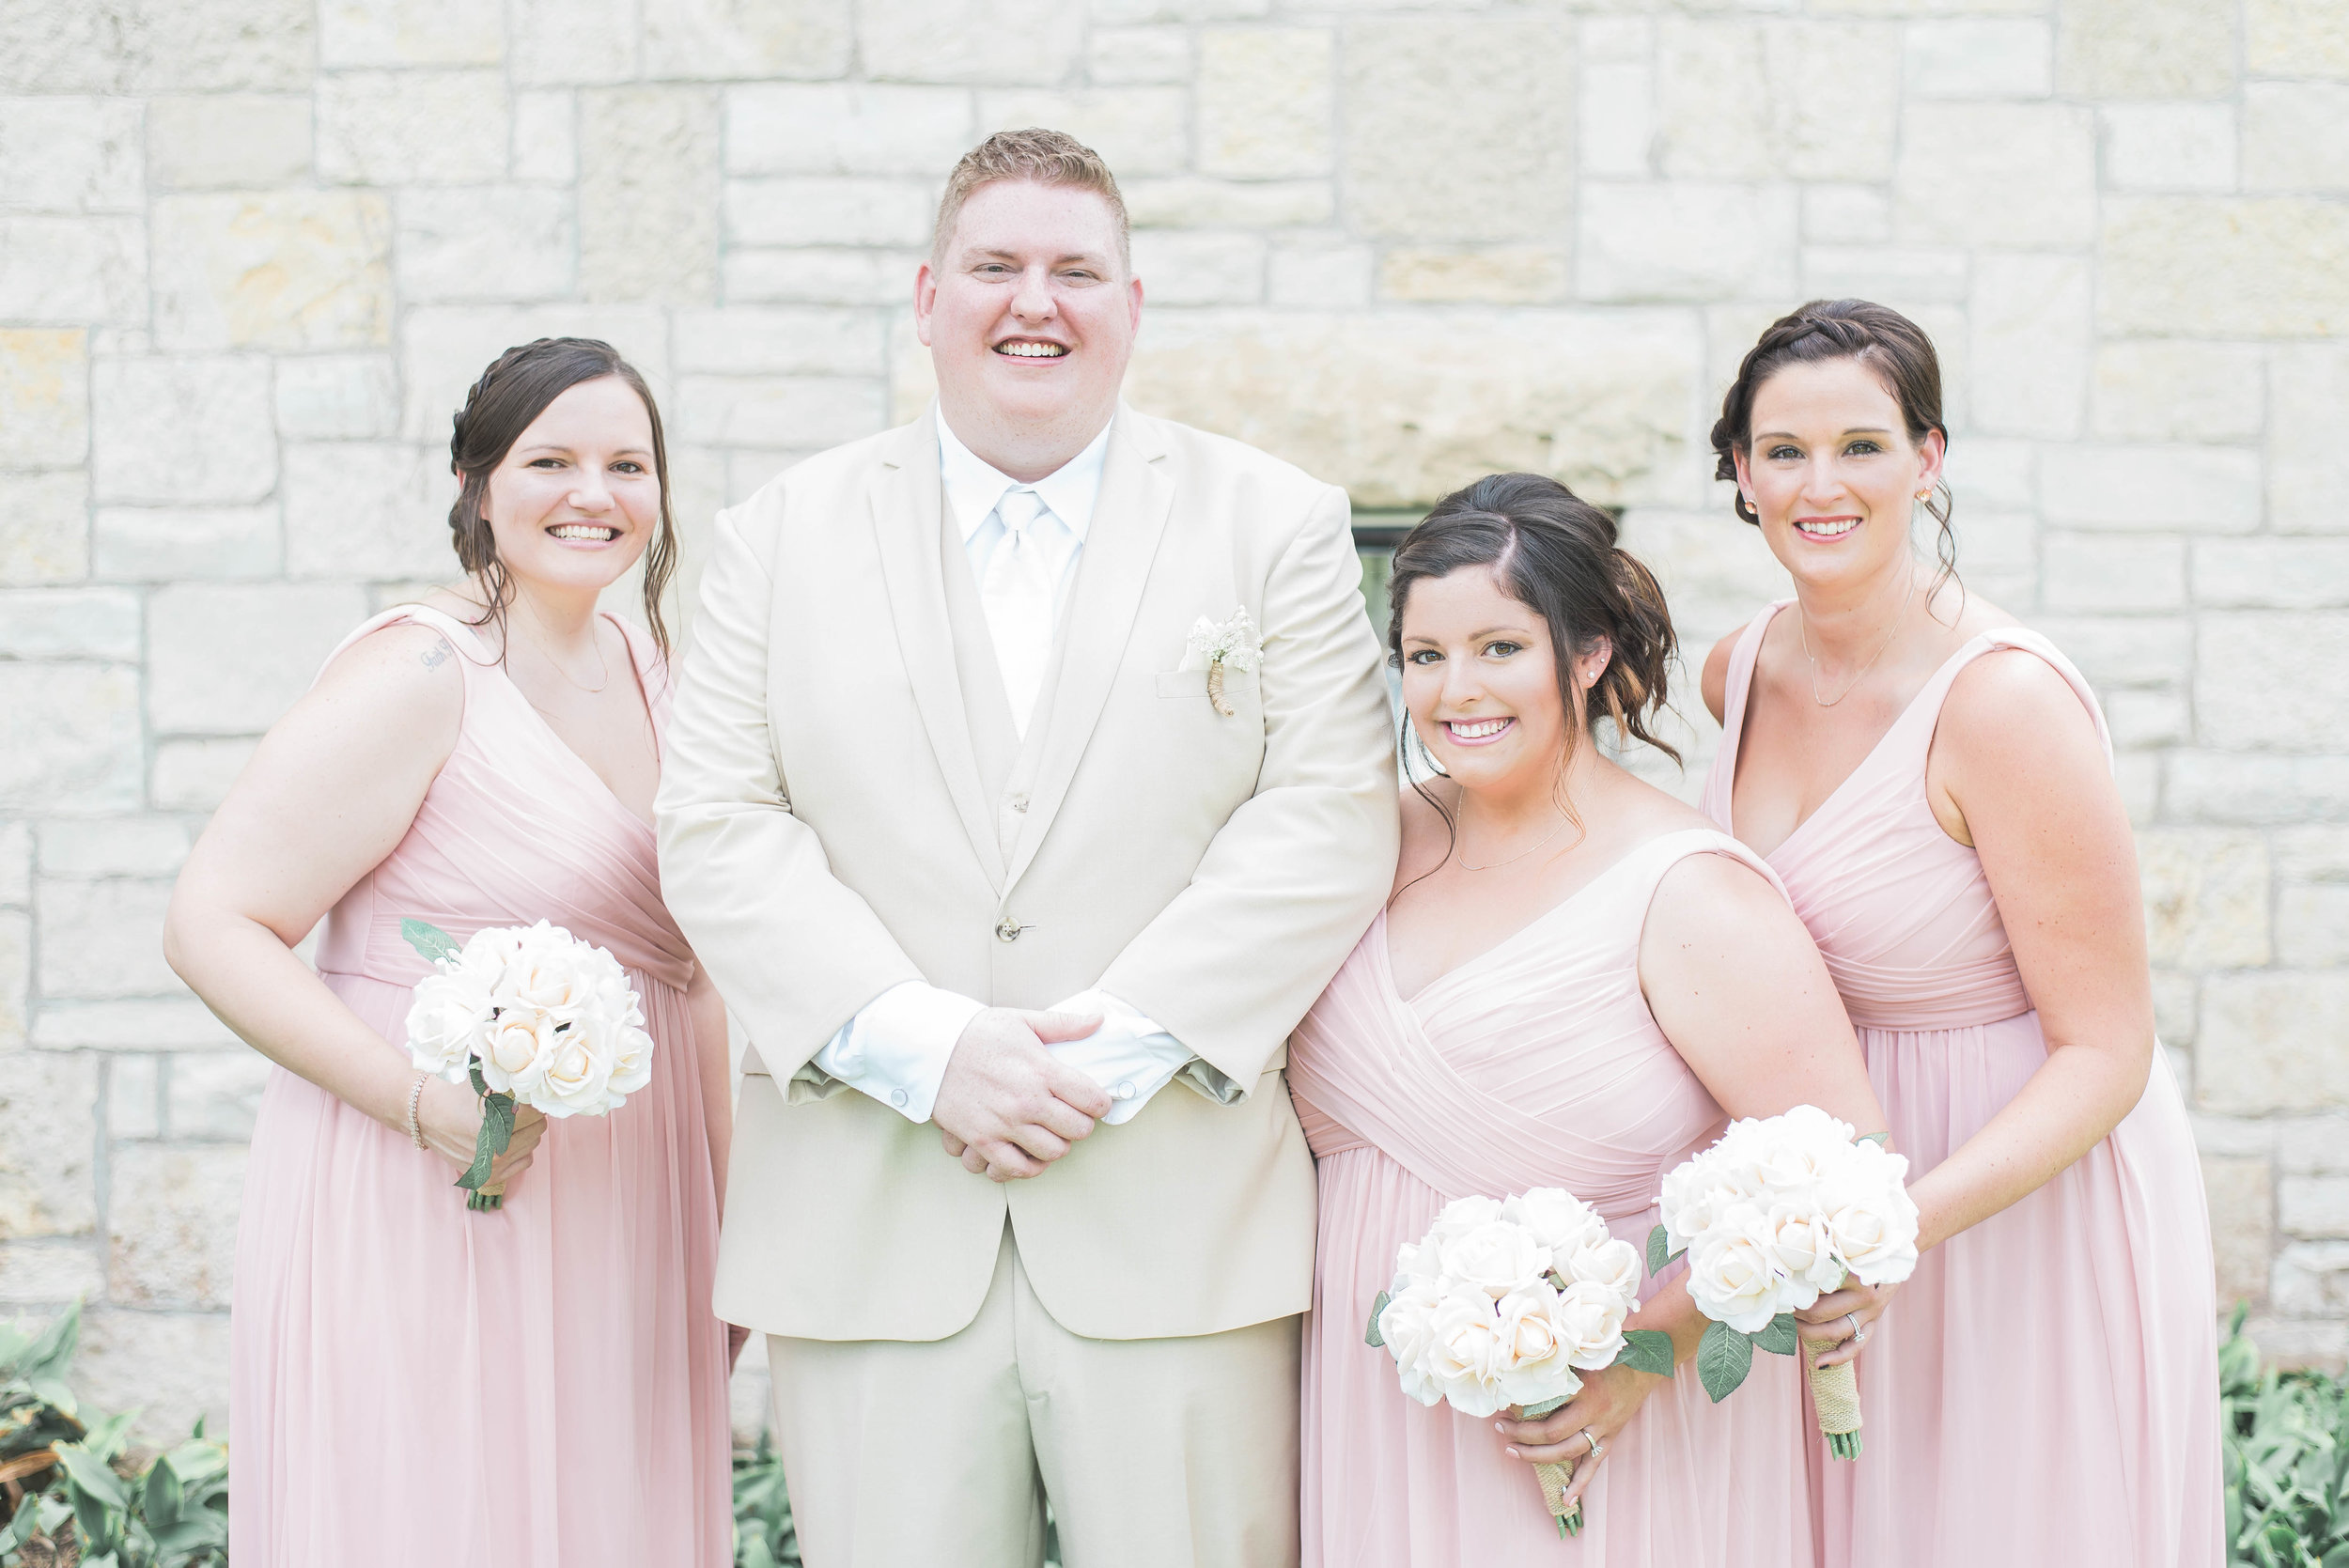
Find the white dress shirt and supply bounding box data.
[806,409,1207,1127]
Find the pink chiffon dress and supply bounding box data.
[1289,827,1815,1568]
[1702,603,2222,1568]
[229,604,733,1567]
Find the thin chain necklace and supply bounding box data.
[516,612,611,694]
[1798,572,1917,707]
[1454,805,1577,872]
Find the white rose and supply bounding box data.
[478,1007,558,1099]
[1819,1149,1921,1285]
[1685,1205,1787,1334]
[1378,1280,1449,1405]
[497,922,597,1014]
[1760,1202,1845,1303]
[532,1017,615,1117]
[1493,1285,1584,1407]
[1660,1159,1748,1253]
[1503,1188,1609,1268]
[1442,1219,1552,1301]
[404,966,493,1081]
[604,1017,655,1100]
[1553,1279,1632,1369]
[1424,1290,1511,1418]
[1566,1236,1644,1303]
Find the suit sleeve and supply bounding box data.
[1093,482,1402,1087]
[654,496,926,1078]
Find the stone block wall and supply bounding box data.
[0,0,2344,1441]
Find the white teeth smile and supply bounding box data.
[550,524,618,541]
[1797,518,1860,537]
[995,341,1067,357]
[1447,718,1512,739]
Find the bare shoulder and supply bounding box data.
[1647,839,1781,928]
[1938,640,2100,768]
[1700,627,1741,726]
[309,618,466,737]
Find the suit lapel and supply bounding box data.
[871,415,1003,886]
[1005,406,1174,892]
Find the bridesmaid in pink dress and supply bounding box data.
[1291,474,1895,1568]
[165,340,735,1565]
[1699,300,2221,1566]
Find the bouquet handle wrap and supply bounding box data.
[1808,1355,1863,1457]
[1535,1459,1580,1534]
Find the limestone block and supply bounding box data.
[0,909,23,1049]
[146,582,371,737]
[92,356,274,505]
[726,177,934,249]
[166,1050,273,1141]
[2103,688,2188,748]
[0,589,139,660]
[93,505,280,581]
[151,193,394,352]
[109,1055,160,1139]
[510,0,641,85]
[1798,247,1968,307]
[319,0,503,65]
[146,95,312,192]
[2059,0,2234,98]
[0,663,141,811]
[2104,198,2349,337]
[0,822,26,908]
[32,998,236,1051]
[2169,753,2349,825]
[148,739,257,813]
[1266,242,1374,310]
[1614,507,1793,648]
[2245,84,2349,192]
[1945,438,2037,511]
[398,304,671,442]
[2204,1155,2275,1307]
[1656,19,1902,183]
[1199,28,1333,179]
[275,355,400,442]
[0,100,143,214]
[395,186,577,303]
[0,471,90,585]
[318,70,511,186]
[284,443,452,581]
[2040,443,2262,532]
[2099,103,2236,192]
[1093,0,1266,21]
[1578,183,1797,303]
[2138,829,2272,969]
[1091,26,1190,84]
[0,0,312,93]
[39,818,193,879]
[1579,60,1654,180]
[2202,972,2349,1114]
[2195,613,2349,751]
[725,85,972,176]
[979,88,1188,179]
[1379,249,1570,304]
[722,248,925,305]
[1969,255,2091,438]
[2279,827,2349,882]
[0,1053,97,1238]
[107,1144,243,1308]
[2270,344,2349,535]
[2284,1176,2349,1239]
[1129,232,1265,304]
[2194,539,2349,609]
[2273,1240,2349,1316]
[1119,308,1703,510]
[0,330,88,470]
[2248,0,2349,79]
[1802,187,1891,245]
[1126,179,1332,229]
[2092,342,2263,443]
[2038,533,2185,613]
[38,878,179,1000]
[676,376,886,449]
[2279,882,2349,968]
[672,307,881,376]
[0,1242,103,1307]
[861,0,1085,85]
[1906,20,2053,97]
[647,0,854,79]
[1896,104,2094,246]
[580,87,723,306]
[726,449,821,504]
[2153,970,2198,1047]
[71,1309,231,1445]
[0,217,147,325]
[513,90,577,182]
[1343,17,1575,241]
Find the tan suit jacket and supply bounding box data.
[656,404,1399,1343]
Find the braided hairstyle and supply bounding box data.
[1710,299,1957,595]
[446,336,678,660]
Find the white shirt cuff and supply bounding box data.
[810,981,985,1124]
[1047,990,1226,1126]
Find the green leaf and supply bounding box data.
[54,1439,128,1511]
[29,1377,78,1418]
[1364,1290,1392,1350]
[1613,1328,1674,1378]
[83,1406,137,1462]
[1757,1313,1801,1356]
[457,1091,515,1192]
[1645,1224,1675,1277]
[145,1447,186,1525]
[21,1300,82,1385]
[1,1492,39,1552]
[1696,1321,1754,1404]
[401,918,460,965]
[1517,1394,1572,1420]
[1855,1130,1890,1148]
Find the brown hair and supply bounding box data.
[931,127,1129,269]
[446,337,677,660]
[1710,298,1957,591]
[1389,472,1681,795]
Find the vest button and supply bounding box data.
[1009,793,1029,813]
[995,918,1022,942]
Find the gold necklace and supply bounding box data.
[1455,805,1577,872]
[526,626,612,694]
[1798,572,1917,707]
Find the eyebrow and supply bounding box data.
[1753,427,1895,442]
[517,443,654,459]
[1403,624,1534,643]
[968,247,1109,267]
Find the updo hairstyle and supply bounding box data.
[1709,299,1956,590]
[1388,472,1681,780]
[447,336,678,659]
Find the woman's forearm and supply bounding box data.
[1632,1272,1709,1366]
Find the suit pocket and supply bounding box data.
[1156,669,1206,698]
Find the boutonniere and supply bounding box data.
[1179,608,1262,717]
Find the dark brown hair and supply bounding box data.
[447,337,677,660]
[1388,473,1681,795]
[932,127,1129,268]
[1709,298,1957,592]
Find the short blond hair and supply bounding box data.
[931,127,1130,269]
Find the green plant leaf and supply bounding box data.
[1696,1321,1754,1404]
[1,1492,38,1552]
[1645,1224,1682,1277]
[1614,1329,1675,1378]
[21,1301,82,1385]
[29,1377,78,1419]
[401,918,460,965]
[1517,1394,1572,1420]
[145,1447,186,1525]
[54,1439,128,1511]
[458,1091,516,1192]
[1855,1130,1890,1148]
[1757,1313,1801,1356]
[83,1406,137,1463]
[1364,1290,1392,1350]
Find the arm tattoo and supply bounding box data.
[419,638,453,670]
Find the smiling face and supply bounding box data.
[914,179,1142,469]
[477,375,661,599]
[1399,565,1610,797]
[1732,357,1945,597]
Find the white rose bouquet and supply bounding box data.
[1365,1188,1669,1537]
[1645,1105,1919,1457]
[400,918,655,1211]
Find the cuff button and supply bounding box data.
[1114,1081,1136,1100]
[890,1089,909,1109]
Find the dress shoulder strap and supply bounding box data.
[1617,825,1792,917]
[311,602,495,690]
[1717,600,1792,755]
[1911,626,2115,774]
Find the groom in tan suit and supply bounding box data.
[657,129,1398,1568]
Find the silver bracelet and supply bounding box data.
[406,1072,429,1151]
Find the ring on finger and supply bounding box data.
[1579,1426,1605,1461]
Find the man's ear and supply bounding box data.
[913,260,939,348]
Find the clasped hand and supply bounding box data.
[1795,1279,1900,1370]
[414,1076,547,1200]
[1494,1360,1671,1514]
[935,1006,1113,1182]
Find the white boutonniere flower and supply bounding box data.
[1178,608,1262,717]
